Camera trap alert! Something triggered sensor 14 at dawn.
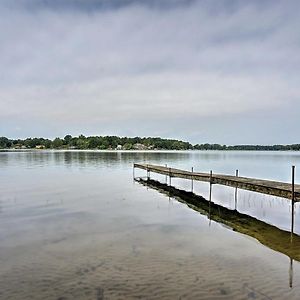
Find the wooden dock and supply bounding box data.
[133,163,300,202]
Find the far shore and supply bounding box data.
[1,148,300,153]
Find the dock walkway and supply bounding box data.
[134,163,300,201]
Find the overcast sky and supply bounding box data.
[1,0,299,144]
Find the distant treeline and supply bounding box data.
[0,135,300,151]
[0,135,192,150]
[193,144,300,151]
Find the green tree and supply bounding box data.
[123,143,133,150]
[0,137,10,148]
[52,138,64,148]
[64,135,72,145]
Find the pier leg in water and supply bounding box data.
[291,165,295,242]
[165,164,168,184]
[209,170,213,225]
[235,169,239,210]
[147,164,150,180]
[168,167,172,196]
[209,170,213,202]
[191,167,194,193]
[133,164,135,180]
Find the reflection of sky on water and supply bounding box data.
[1,150,300,234]
[1,150,300,180]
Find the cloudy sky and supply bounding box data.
[1,0,299,144]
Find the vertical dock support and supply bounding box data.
[169,167,172,186]
[165,164,168,184]
[209,170,213,202]
[208,170,213,225]
[291,165,295,240]
[133,164,135,179]
[191,167,194,193]
[235,169,239,210]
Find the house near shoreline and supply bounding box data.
[12,144,27,149]
[35,145,46,149]
[133,143,148,150]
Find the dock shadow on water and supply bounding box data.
[136,178,300,263]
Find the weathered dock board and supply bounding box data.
[134,163,300,202]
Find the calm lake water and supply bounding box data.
[0,150,300,299]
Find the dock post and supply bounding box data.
[147,164,150,180]
[169,167,172,186]
[208,170,213,225]
[133,164,135,180]
[235,169,239,210]
[291,166,295,240]
[209,170,213,202]
[165,164,168,184]
[191,167,194,193]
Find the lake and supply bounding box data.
[0,150,300,299]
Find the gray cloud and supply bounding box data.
[0,0,300,143]
[2,0,196,11]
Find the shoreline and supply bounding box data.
[1,148,300,153]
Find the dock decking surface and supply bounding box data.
[134,163,300,202]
